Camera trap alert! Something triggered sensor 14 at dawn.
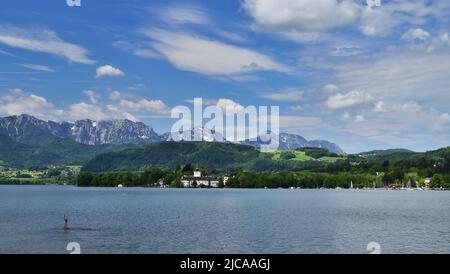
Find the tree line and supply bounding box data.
[77,164,206,187]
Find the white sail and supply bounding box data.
[406,179,412,189]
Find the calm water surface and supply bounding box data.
[0,185,449,254]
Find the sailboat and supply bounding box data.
[406,179,413,190]
[350,181,354,190]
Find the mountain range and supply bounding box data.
[0,114,344,153]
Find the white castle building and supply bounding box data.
[181,169,220,188]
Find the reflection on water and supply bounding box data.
[0,185,449,254]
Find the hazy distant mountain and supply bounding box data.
[162,127,226,142]
[303,139,344,155]
[163,129,344,154]
[0,114,61,145]
[59,119,161,145]
[0,114,161,145]
[0,115,343,153]
[241,132,344,154]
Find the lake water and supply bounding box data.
[0,185,449,254]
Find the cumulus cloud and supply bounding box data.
[359,1,444,37]
[326,91,374,109]
[142,29,288,76]
[358,5,400,37]
[0,26,94,64]
[67,102,136,121]
[0,89,172,122]
[95,65,125,78]
[0,89,62,120]
[243,0,448,40]
[243,0,359,32]
[83,90,100,104]
[118,98,170,114]
[216,98,245,112]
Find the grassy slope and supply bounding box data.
[267,149,345,162]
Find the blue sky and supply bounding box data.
[1,0,450,153]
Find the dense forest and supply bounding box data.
[0,134,133,168]
[77,145,450,189]
[77,164,211,188]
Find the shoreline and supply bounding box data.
[1,184,448,191]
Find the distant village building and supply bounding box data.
[181,169,219,188]
[158,178,168,188]
[424,178,431,190]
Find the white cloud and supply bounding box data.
[341,112,351,120]
[83,90,100,104]
[354,114,365,122]
[243,0,448,40]
[243,0,359,32]
[133,48,161,59]
[109,91,122,101]
[400,101,422,113]
[439,113,450,123]
[0,26,94,64]
[260,90,303,101]
[216,98,245,112]
[426,32,450,53]
[374,101,386,113]
[336,49,450,106]
[359,5,400,37]
[67,102,136,121]
[323,84,339,93]
[278,30,328,43]
[119,98,170,114]
[143,29,288,76]
[402,28,430,41]
[358,1,444,37]
[0,89,62,120]
[326,91,373,109]
[329,45,365,57]
[0,89,173,122]
[158,5,209,25]
[95,65,125,78]
[18,63,55,73]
